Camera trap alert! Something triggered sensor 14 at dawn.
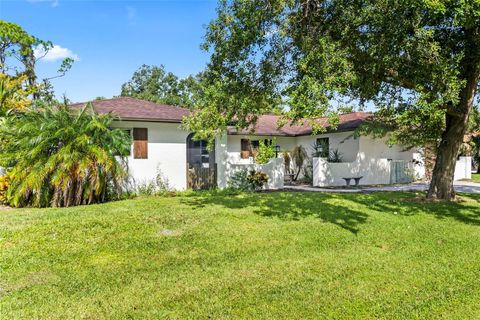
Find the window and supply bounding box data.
[316,137,329,158]
[241,139,251,159]
[133,128,148,159]
[240,138,272,159]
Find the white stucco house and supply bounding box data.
[70,97,471,190]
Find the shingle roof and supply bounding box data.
[227,112,372,136]
[69,96,190,122]
[70,97,371,136]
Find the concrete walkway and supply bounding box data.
[285,181,480,194]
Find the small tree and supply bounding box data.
[255,138,276,164]
[0,102,131,207]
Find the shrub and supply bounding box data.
[0,175,9,204]
[0,103,131,207]
[255,138,276,164]
[228,170,251,191]
[328,149,343,163]
[134,167,173,196]
[247,170,269,190]
[311,140,329,158]
[228,169,269,191]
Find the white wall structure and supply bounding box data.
[225,158,285,189]
[313,157,392,186]
[454,156,472,181]
[311,136,425,187]
[112,121,190,190]
[109,118,477,190]
[296,131,360,162]
[215,134,229,189]
[226,135,298,164]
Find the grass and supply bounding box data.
[1,191,480,319]
[472,173,480,183]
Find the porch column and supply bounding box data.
[215,133,228,189]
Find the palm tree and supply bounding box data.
[291,145,307,181]
[0,102,131,207]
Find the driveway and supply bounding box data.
[285,181,480,194]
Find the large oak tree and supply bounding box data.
[186,0,480,200]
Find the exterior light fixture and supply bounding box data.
[274,145,281,158]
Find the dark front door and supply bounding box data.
[186,134,217,189]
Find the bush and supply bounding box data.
[328,149,343,163]
[255,138,276,164]
[134,167,174,196]
[228,170,251,191]
[247,170,269,190]
[0,103,131,207]
[228,169,269,191]
[0,175,9,204]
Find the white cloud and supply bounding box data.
[27,0,59,8]
[34,44,80,62]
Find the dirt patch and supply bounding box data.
[0,271,59,297]
[159,229,183,237]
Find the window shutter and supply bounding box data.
[241,139,251,159]
[133,128,148,159]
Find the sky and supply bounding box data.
[0,0,217,102]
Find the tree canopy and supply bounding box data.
[186,0,480,200]
[120,64,201,108]
[0,20,74,103]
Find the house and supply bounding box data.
[70,97,470,190]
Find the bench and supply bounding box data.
[342,176,363,186]
[285,173,295,183]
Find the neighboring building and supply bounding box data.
[70,97,470,190]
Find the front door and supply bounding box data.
[186,134,217,189]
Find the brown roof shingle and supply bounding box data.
[227,112,372,136]
[70,97,370,136]
[70,96,190,122]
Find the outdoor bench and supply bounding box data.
[342,176,363,186]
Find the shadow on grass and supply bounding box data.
[180,191,480,234]
[350,192,480,226]
[181,191,369,234]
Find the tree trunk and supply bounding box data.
[428,63,479,199]
[427,113,470,200]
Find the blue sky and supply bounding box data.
[0,0,217,102]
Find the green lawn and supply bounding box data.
[473,173,480,183]
[1,191,480,319]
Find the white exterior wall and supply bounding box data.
[454,156,472,181]
[216,134,229,189]
[296,131,360,162]
[226,135,297,163]
[217,135,285,189]
[107,121,431,191]
[112,121,189,190]
[358,136,415,161]
[228,158,285,189]
[312,135,425,187]
[313,157,392,186]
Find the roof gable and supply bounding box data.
[69,97,190,122]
